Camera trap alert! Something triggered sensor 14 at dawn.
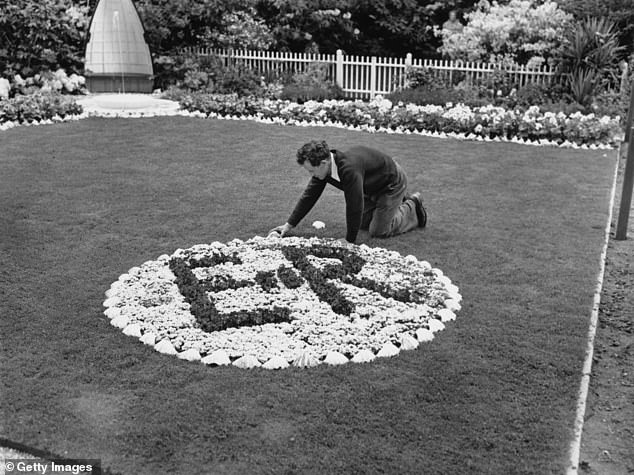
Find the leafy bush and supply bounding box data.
[438,0,573,65]
[387,87,485,107]
[556,0,634,57]
[135,0,233,55]
[511,83,552,108]
[214,62,263,96]
[152,54,212,92]
[279,63,343,103]
[280,83,344,103]
[591,90,629,118]
[478,67,517,98]
[161,86,193,102]
[256,1,358,54]
[202,9,274,50]
[388,65,528,108]
[7,70,86,98]
[554,17,625,105]
[0,0,88,77]
[0,92,82,124]
[155,53,264,96]
[403,67,447,90]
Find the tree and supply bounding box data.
[0,0,89,77]
[201,8,274,50]
[350,0,432,57]
[132,0,267,88]
[254,0,477,58]
[255,0,357,53]
[438,0,573,66]
[133,0,239,54]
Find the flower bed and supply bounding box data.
[103,236,462,369]
[3,70,87,97]
[179,93,622,148]
[0,88,621,149]
[0,92,83,124]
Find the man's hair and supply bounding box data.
[296,140,330,166]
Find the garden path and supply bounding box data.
[76,92,180,115]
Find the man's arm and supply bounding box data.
[343,174,364,243]
[287,176,327,227]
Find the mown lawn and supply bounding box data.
[0,117,618,474]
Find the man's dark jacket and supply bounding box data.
[287,146,400,243]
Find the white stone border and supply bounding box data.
[103,237,463,369]
[566,144,620,474]
[0,102,616,150]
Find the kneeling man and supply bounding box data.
[269,140,426,244]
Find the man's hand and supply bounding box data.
[268,223,294,238]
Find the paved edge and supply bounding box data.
[566,144,621,474]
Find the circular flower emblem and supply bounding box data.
[103,237,462,369]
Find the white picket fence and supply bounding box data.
[181,47,556,99]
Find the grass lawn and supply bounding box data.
[0,117,618,474]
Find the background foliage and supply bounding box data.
[555,17,625,106]
[0,0,632,115]
[0,0,89,77]
[438,0,573,66]
[554,0,634,58]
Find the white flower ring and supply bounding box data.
[102,236,462,369]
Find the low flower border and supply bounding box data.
[0,94,621,150]
[102,236,463,369]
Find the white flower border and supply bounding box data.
[0,97,617,150]
[102,236,463,369]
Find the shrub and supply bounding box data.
[555,0,634,57]
[591,90,629,118]
[438,0,573,65]
[0,92,82,124]
[161,86,192,102]
[554,17,625,105]
[202,9,274,50]
[213,63,263,96]
[404,67,446,90]
[511,83,552,108]
[387,87,464,107]
[279,63,343,103]
[0,0,88,77]
[478,67,517,98]
[155,53,264,96]
[280,83,344,102]
[7,70,86,98]
[388,65,484,107]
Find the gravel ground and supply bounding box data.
[580,144,634,475]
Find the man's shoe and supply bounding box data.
[409,192,427,228]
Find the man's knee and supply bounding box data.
[368,225,392,238]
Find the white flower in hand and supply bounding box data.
[268,223,294,238]
[336,238,353,247]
